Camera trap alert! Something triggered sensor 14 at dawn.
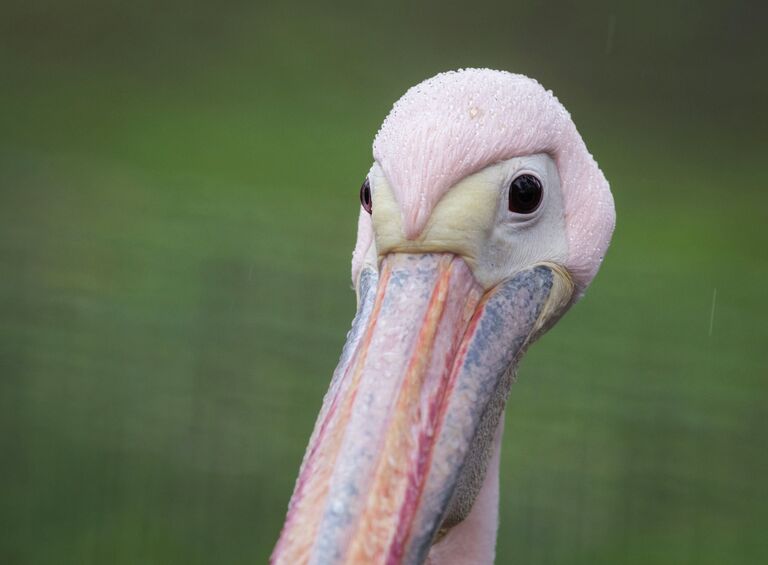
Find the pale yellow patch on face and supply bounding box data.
[371,165,502,271]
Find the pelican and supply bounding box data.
[271,68,615,565]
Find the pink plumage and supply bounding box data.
[353,68,615,294]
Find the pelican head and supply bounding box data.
[272,68,615,565]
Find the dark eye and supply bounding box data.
[508,174,543,214]
[360,178,372,214]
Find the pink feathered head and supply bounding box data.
[353,68,615,294]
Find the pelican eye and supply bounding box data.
[360,178,372,214]
[508,174,543,214]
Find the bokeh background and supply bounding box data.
[1,1,767,563]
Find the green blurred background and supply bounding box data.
[1,1,766,563]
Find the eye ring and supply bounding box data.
[508,173,543,215]
[360,178,372,214]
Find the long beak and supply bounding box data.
[272,253,572,565]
